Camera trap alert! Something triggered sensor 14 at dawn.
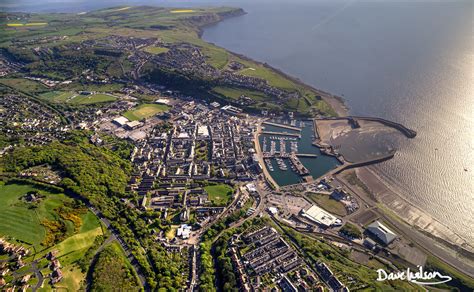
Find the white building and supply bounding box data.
[301,205,338,227]
[177,224,192,239]
[113,116,129,127]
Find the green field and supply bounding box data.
[212,86,270,102]
[306,192,347,217]
[39,91,76,103]
[73,93,117,104]
[0,78,47,94]
[0,183,102,247]
[123,103,170,121]
[204,184,233,206]
[0,182,103,289]
[144,46,169,55]
[0,183,56,247]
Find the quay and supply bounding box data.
[262,121,301,131]
[261,131,301,138]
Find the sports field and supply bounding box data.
[39,91,116,104]
[123,103,170,121]
[39,91,76,103]
[204,184,233,206]
[73,93,116,104]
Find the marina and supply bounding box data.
[259,120,341,186]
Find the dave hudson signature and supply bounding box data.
[376,266,452,285]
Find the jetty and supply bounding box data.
[289,153,309,175]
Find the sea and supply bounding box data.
[3,0,473,244]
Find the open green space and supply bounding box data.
[236,59,297,90]
[204,184,233,207]
[39,91,76,103]
[123,103,170,121]
[0,78,47,94]
[306,192,347,217]
[73,93,117,104]
[144,46,169,55]
[212,86,270,102]
[0,183,58,247]
[0,183,102,248]
[0,182,103,289]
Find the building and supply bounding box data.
[155,98,171,105]
[177,224,192,239]
[301,205,338,227]
[197,125,210,138]
[366,221,397,245]
[245,183,257,194]
[125,120,142,130]
[221,105,242,115]
[113,116,129,127]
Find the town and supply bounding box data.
[0,5,471,292]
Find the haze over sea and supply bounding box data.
[4,0,473,243]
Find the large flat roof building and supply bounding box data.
[113,116,129,127]
[301,205,338,227]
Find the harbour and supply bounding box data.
[259,120,341,186]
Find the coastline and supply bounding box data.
[199,8,474,276]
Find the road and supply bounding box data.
[31,261,44,292]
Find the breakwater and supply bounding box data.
[318,116,417,139]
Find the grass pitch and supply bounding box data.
[39,91,116,104]
[204,184,233,207]
[123,103,170,121]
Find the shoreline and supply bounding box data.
[199,8,474,275]
[360,165,474,255]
